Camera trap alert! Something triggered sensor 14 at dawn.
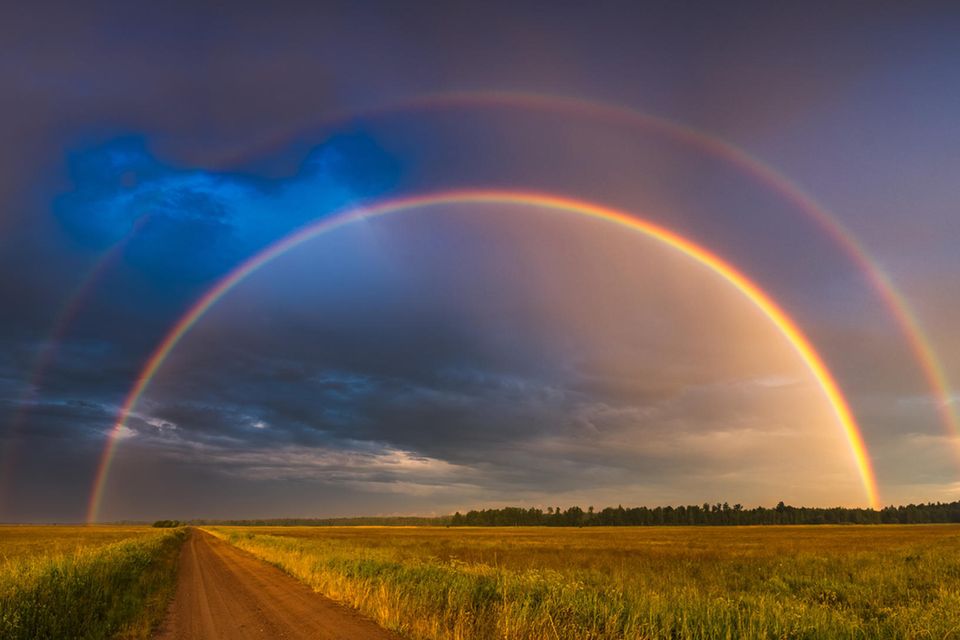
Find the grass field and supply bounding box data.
[0,525,186,640]
[0,525,161,563]
[210,524,960,640]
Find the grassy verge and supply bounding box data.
[0,527,186,639]
[208,525,960,640]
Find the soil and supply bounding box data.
[153,528,402,640]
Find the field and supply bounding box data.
[0,525,162,563]
[0,525,186,640]
[209,524,960,640]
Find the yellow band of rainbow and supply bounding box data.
[86,190,881,521]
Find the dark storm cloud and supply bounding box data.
[139,332,576,456]
[3,398,115,441]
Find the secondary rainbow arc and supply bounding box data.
[86,190,881,522]
[220,89,957,450]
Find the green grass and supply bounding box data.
[0,526,186,639]
[208,524,960,640]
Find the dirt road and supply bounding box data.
[154,529,402,640]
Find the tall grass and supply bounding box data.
[0,526,163,562]
[209,525,960,639]
[0,527,186,640]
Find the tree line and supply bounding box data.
[448,500,960,527]
[179,500,960,527]
[151,519,184,528]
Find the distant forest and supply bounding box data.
[447,501,960,526]
[191,500,960,527]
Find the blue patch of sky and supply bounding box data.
[54,131,401,283]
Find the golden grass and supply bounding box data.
[0,525,160,565]
[0,526,186,639]
[209,524,960,639]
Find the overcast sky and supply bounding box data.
[1,1,958,521]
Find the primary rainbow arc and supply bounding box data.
[86,189,881,522]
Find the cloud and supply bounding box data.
[52,133,399,283]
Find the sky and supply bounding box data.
[1,1,959,522]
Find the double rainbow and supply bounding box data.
[86,190,881,522]
[1,93,943,518]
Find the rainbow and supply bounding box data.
[86,190,881,522]
[216,90,958,450]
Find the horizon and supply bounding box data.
[11,498,960,526]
